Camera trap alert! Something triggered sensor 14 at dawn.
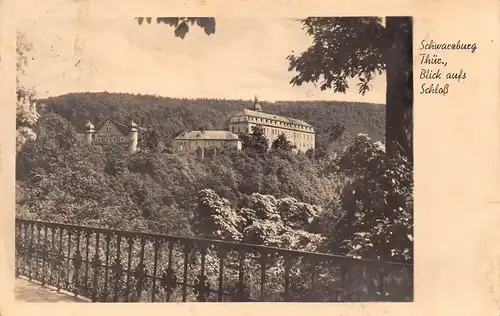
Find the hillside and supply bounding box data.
[38,92,385,151]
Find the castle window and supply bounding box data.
[106,120,111,124]
[112,137,116,142]
[105,137,109,142]
[107,127,112,132]
[120,137,124,141]
[97,137,101,142]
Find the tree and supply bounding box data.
[239,125,269,153]
[102,144,128,176]
[272,133,295,152]
[325,134,413,263]
[135,17,216,39]
[287,17,413,161]
[138,128,162,153]
[36,112,79,150]
[325,122,346,143]
[193,189,324,251]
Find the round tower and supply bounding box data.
[83,120,95,145]
[252,95,262,112]
[128,120,138,155]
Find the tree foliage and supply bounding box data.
[239,125,269,153]
[194,189,325,252]
[16,31,39,153]
[272,133,295,152]
[138,128,162,153]
[287,17,413,160]
[323,134,413,263]
[135,17,216,39]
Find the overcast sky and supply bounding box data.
[18,18,386,103]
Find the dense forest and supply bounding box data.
[37,92,385,152]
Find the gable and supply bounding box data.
[95,119,127,135]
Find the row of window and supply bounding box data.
[175,140,234,147]
[230,125,314,141]
[231,126,250,133]
[232,116,313,131]
[298,142,314,149]
[94,136,126,143]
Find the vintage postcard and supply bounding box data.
[1,0,499,316]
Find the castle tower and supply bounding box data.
[252,95,262,112]
[128,120,138,155]
[83,120,95,145]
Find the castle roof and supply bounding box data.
[84,120,95,132]
[75,117,139,135]
[252,95,262,111]
[94,117,131,135]
[232,109,313,128]
[174,130,240,141]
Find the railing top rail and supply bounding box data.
[16,217,413,268]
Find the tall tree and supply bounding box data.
[287,17,413,161]
[272,133,295,152]
[138,128,162,153]
[239,125,269,153]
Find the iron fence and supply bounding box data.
[15,218,413,302]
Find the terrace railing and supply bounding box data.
[15,218,413,302]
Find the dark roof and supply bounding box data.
[76,117,132,135]
[174,130,240,140]
[232,109,314,128]
[95,117,131,135]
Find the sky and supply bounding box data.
[18,18,386,103]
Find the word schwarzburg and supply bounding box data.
[420,39,477,53]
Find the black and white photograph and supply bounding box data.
[14,16,414,302]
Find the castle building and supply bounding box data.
[228,96,316,152]
[77,117,139,155]
[171,130,242,158]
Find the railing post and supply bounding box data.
[65,229,72,290]
[259,251,267,300]
[124,236,134,302]
[34,223,41,281]
[27,222,34,281]
[112,234,122,302]
[56,227,63,290]
[216,247,228,302]
[102,233,111,301]
[160,241,177,302]
[181,243,190,302]
[133,237,147,302]
[91,232,101,302]
[41,225,49,286]
[151,238,161,302]
[194,244,210,302]
[73,230,83,296]
[283,254,291,302]
[83,230,91,297]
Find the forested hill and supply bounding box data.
[39,92,385,150]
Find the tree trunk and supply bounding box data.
[384,17,413,162]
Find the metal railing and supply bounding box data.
[15,218,413,302]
